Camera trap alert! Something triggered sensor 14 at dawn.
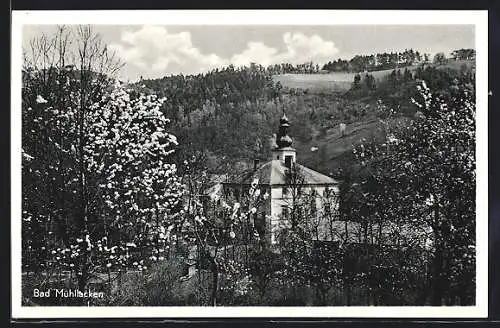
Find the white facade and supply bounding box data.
[269,184,340,244]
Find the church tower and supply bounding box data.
[272,113,296,169]
[212,112,339,245]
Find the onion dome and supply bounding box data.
[279,114,290,127]
[276,113,292,148]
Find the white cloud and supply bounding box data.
[231,41,278,67]
[279,32,339,64]
[230,33,339,68]
[109,26,226,75]
[109,26,339,76]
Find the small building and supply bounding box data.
[212,114,340,244]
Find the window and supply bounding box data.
[325,201,332,217]
[310,193,317,217]
[282,206,290,219]
[285,155,293,169]
[182,263,190,276]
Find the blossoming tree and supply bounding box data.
[22,26,184,293]
[347,78,476,305]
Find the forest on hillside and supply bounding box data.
[139,54,475,178]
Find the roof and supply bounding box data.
[224,160,338,187]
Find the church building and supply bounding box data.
[211,114,340,244]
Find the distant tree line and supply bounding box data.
[265,62,321,75]
[349,61,474,102]
[322,48,475,73]
[323,49,429,73]
[450,48,476,61]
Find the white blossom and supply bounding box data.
[36,95,48,104]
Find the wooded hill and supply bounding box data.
[137,57,475,180]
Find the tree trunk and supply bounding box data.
[317,284,327,305]
[210,259,219,306]
[345,220,349,242]
[260,284,267,302]
[431,236,445,305]
[346,283,351,306]
[77,267,89,305]
[108,269,112,293]
[344,275,351,306]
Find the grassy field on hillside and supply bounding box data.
[272,60,474,94]
[294,116,411,177]
[294,118,383,175]
[273,73,353,93]
[273,68,411,93]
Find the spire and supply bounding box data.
[276,112,292,148]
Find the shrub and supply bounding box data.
[109,257,188,306]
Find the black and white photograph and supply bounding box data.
[11,10,488,318]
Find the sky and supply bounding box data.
[22,25,475,82]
